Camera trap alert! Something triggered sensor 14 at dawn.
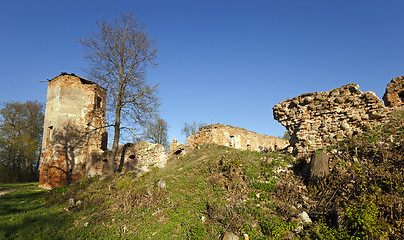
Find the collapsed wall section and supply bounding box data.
[383,75,404,107]
[273,77,404,156]
[186,123,288,152]
[86,142,168,177]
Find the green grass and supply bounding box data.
[0,182,38,191]
[0,145,295,239]
[0,183,71,240]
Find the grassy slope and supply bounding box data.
[48,145,295,239]
[1,146,296,240]
[0,111,403,239]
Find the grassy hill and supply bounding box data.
[1,111,403,239]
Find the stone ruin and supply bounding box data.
[87,142,168,177]
[40,72,403,188]
[39,73,168,189]
[169,139,186,155]
[39,73,285,189]
[186,123,289,152]
[39,73,107,189]
[273,75,404,156]
[383,75,404,108]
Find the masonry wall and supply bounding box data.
[383,75,404,107]
[39,73,107,189]
[86,142,168,177]
[273,76,404,156]
[186,124,288,152]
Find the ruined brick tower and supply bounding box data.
[39,73,107,189]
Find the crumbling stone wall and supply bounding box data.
[186,123,288,152]
[169,138,186,155]
[118,142,167,173]
[273,76,404,156]
[87,142,168,177]
[383,75,404,107]
[39,73,107,189]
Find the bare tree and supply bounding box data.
[181,121,207,139]
[141,118,169,149]
[80,12,159,175]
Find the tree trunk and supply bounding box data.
[108,103,122,175]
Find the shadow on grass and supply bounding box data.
[0,191,45,215]
[0,182,38,191]
[0,188,71,240]
[0,212,68,240]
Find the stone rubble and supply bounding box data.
[169,138,186,155]
[222,231,239,240]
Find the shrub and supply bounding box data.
[343,199,385,239]
[260,216,295,239]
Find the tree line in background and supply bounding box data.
[181,121,207,139]
[0,101,44,183]
[136,118,169,149]
[135,120,207,150]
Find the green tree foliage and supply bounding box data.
[0,101,44,182]
[181,121,207,139]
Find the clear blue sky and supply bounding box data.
[1,0,404,144]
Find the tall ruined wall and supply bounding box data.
[273,76,404,156]
[186,123,288,152]
[39,73,107,189]
[39,73,170,189]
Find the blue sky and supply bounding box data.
[1,0,404,144]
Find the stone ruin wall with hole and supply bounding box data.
[273,75,404,156]
[87,142,168,177]
[186,123,289,152]
[39,73,167,189]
